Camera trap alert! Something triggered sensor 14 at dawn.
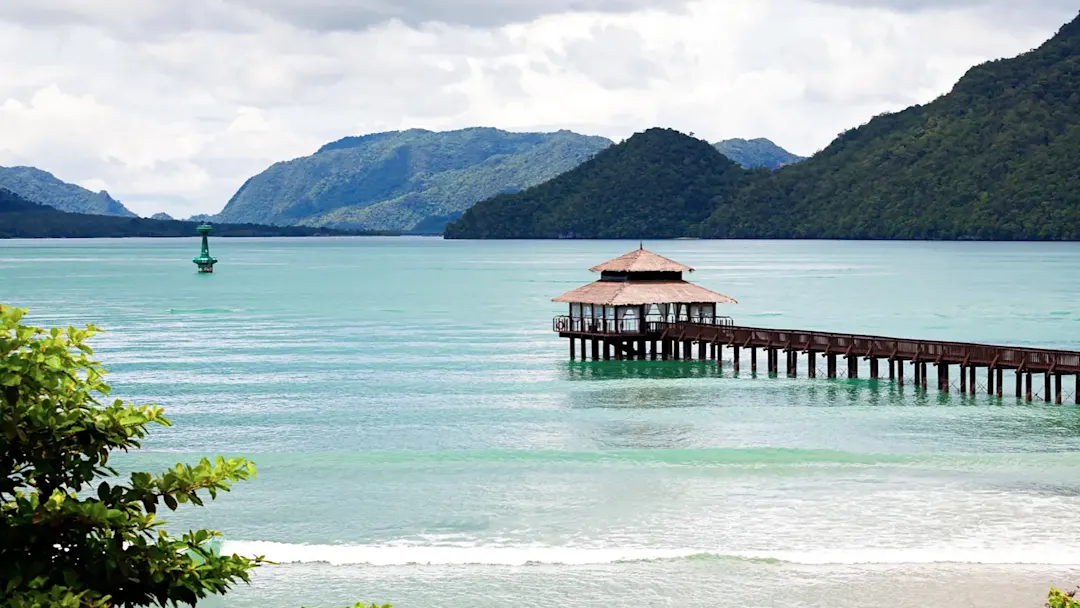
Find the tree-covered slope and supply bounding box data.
[444,128,764,239]
[215,127,612,232]
[701,12,1080,240]
[713,138,804,169]
[0,166,136,217]
[0,189,371,238]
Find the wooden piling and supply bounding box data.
[733,346,740,373]
[897,360,904,386]
[915,361,922,388]
[809,352,817,379]
[870,358,879,379]
[969,366,977,395]
[1045,372,1052,404]
[960,365,967,393]
[889,359,896,380]
[996,368,1003,398]
[1055,373,1063,405]
[1016,369,1022,399]
[751,347,758,374]
[827,354,837,379]
[789,351,798,377]
[699,341,707,361]
[1026,373,1033,402]
[847,356,859,379]
[987,366,995,396]
[921,363,928,390]
[940,364,949,393]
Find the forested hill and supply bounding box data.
[443,128,762,239]
[448,12,1080,241]
[0,189,373,238]
[700,11,1080,240]
[0,166,136,217]
[215,127,612,233]
[713,138,804,169]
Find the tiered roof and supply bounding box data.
[554,247,737,306]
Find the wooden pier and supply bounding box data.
[551,247,1080,405]
[554,317,1080,404]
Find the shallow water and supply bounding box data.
[2,237,1080,607]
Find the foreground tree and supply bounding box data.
[0,305,265,607]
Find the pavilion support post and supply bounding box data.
[1045,372,1052,404]
[1026,373,1033,402]
[996,368,1003,398]
[603,340,611,361]
[960,365,967,393]
[570,339,576,361]
[870,359,879,379]
[809,352,817,379]
[683,341,692,361]
[772,349,779,375]
[615,343,623,361]
[827,355,837,379]
[639,339,648,361]
[921,363,928,390]
[751,348,758,374]
[1055,373,1063,405]
[914,361,922,388]
[714,342,721,361]
[592,339,600,361]
[942,364,950,393]
[897,360,904,386]
[581,338,588,361]
[1076,374,1080,405]
[699,342,707,361]
[988,366,995,396]
[650,340,658,361]
[733,346,741,374]
[847,356,859,379]
[789,351,798,378]
[672,340,680,361]
[969,366,977,396]
[889,359,896,381]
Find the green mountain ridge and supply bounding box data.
[215,127,612,232]
[443,128,763,239]
[448,12,1080,241]
[0,166,136,217]
[0,189,374,238]
[712,138,804,169]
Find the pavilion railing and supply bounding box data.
[554,315,735,336]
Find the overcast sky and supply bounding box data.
[0,1,1076,217]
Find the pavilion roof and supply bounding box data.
[553,280,737,306]
[589,247,693,273]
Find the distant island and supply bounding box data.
[0,166,136,217]
[447,12,1080,241]
[214,128,612,234]
[0,189,390,238]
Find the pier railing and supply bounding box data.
[661,323,1080,373]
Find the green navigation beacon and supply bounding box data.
[192,224,218,273]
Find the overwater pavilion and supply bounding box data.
[553,246,737,360]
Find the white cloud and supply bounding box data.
[0,0,1074,217]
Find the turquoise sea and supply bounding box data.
[3,237,1080,607]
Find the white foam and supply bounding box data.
[219,541,1080,567]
